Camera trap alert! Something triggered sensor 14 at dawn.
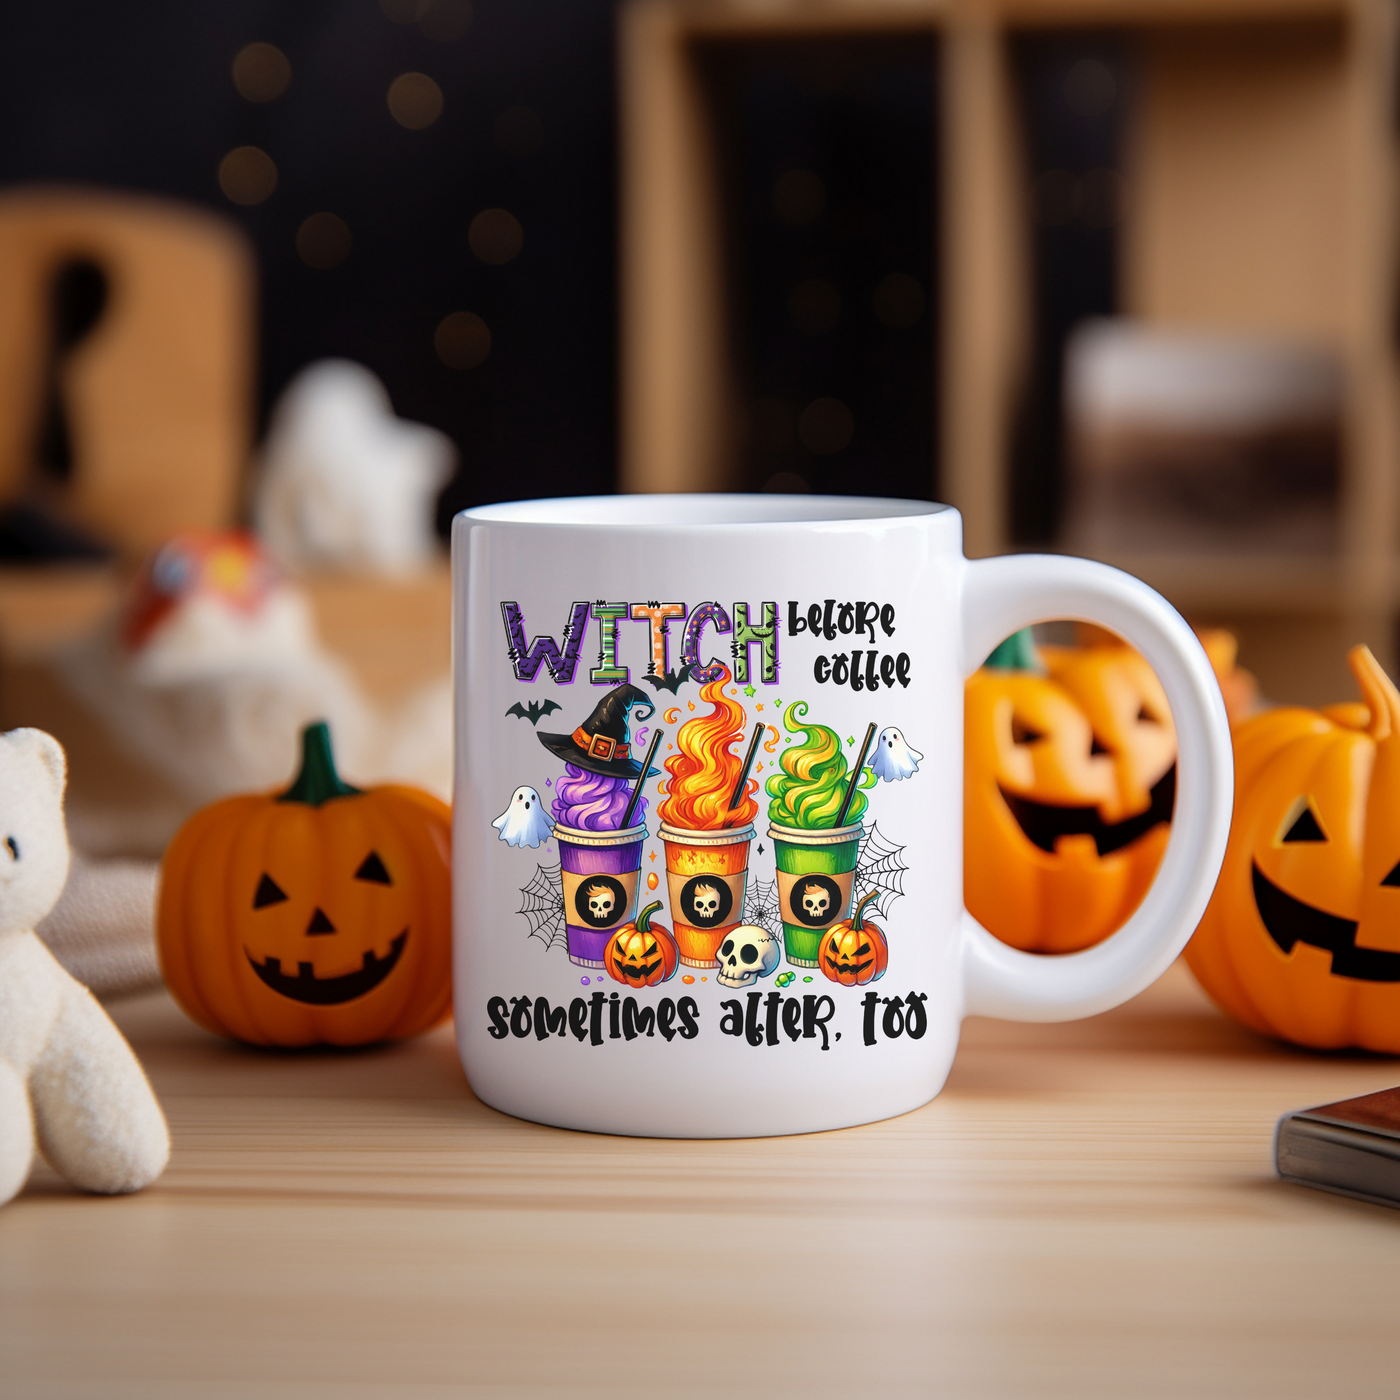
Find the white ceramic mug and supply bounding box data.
[452,495,1232,1137]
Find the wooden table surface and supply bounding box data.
[3,961,1398,1398]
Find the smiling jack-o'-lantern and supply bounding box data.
[157,721,452,1047]
[603,901,679,988]
[1186,646,1400,1051]
[817,890,888,986]
[965,631,1177,953]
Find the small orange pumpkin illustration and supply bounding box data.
[1186,645,1400,1052]
[157,721,452,1048]
[603,901,679,988]
[817,890,887,987]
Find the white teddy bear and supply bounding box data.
[0,728,169,1206]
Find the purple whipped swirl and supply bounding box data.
[551,763,644,831]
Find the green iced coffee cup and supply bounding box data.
[768,820,864,967]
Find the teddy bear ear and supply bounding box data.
[3,728,67,797]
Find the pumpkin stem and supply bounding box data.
[851,888,879,931]
[635,900,663,933]
[279,721,362,806]
[1348,646,1400,742]
[983,629,1040,672]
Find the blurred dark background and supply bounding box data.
[698,35,938,503]
[0,2,1129,532]
[1009,31,1132,544]
[0,0,622,529]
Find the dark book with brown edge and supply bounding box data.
[1276,1087,1400,1209]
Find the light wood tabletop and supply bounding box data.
[2,960,1398,1399]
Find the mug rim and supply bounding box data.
[456,492,951,531]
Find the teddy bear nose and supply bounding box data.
[306,907,336,936]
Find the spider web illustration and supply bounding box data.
[853,823,909,919]
[743,878,782,938]
[517,864,566,952]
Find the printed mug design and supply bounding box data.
[490,592,920,992]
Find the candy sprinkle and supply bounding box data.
[682,975,694,984]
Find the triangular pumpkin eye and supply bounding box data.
[1090,734,1112,756]
[253,873,288,908]
[1011,717,1045,745]
[1382,860,1400,888]
[1280,803,1327,844]
[1137,705,1157,724]
[355,851,392,885]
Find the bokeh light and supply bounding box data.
[469,208,523,265]
[1031,167,1125,228]
[762,470,809,493]
[787,278,841,336]
[419,0,472,42]
[231,42,291,103]
[494,106,543,158]
[1032,169,1077,226]
[1077,167,1125,227]
[379,0,472,40]
[218,146,277,205]
[771,169,826,226]
[388,72,444,130]
[435,312,491,369]
[1063,58,1117,119]
[872,272,925,329]
[296,213,352,270]
[798,397,854,455]
[746,397,796,454]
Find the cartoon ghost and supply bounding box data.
[870,726,922,782]
[493,786,555,848]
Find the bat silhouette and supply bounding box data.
[642,663,693,695]
[506,699,563,726]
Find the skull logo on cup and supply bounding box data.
[679,873,734,928]
[716,924,781,988]
[692,881,721,922]
[790,873,844,928]
[574,873,629,929]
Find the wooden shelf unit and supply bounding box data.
[620,0,1400,704]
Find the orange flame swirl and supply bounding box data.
[658,665,758,830]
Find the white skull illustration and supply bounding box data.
[716,925,781,988]
[802,884,831,922]
[692,882,722,922]
[587,885,616,923]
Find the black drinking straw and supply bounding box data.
[728,722,765,813]
[833,722,877,829]
[621,729,664,830]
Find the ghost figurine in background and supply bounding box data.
[870,726,922,782]
[255,360,455,576]
[493,786,555,848]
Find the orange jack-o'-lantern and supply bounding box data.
[157,722,452,1047]
[817,890,888,986]
[603,901,679,988]
[1186,646,1400,1051]
[965,632,1176,954]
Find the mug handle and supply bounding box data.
[958,554,1233,1021]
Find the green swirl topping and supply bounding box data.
[765,700,874,829]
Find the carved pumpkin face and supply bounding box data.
[817,891,888,987]
[965,635,1177,954]
[1186,646,1400,1051]
[157,723,452,1047]
[603,901,679,988]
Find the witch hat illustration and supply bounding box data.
[538,683,660,780]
